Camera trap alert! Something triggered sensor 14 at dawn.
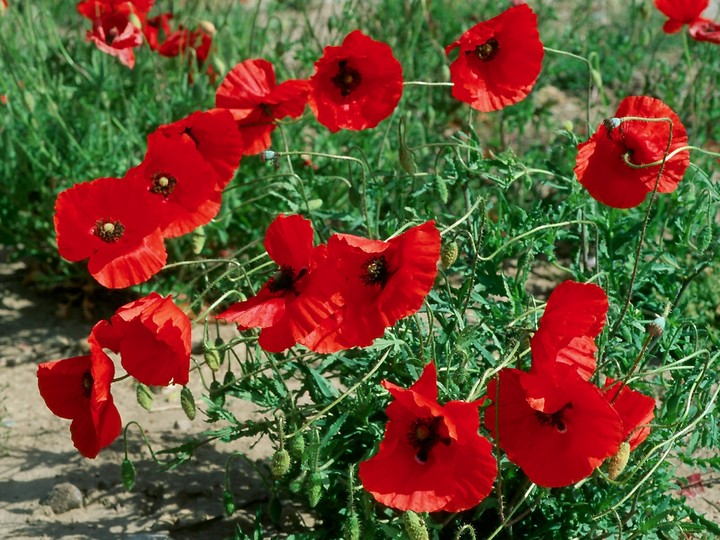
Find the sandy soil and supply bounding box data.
[0,252,281,540]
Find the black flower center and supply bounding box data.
[535,402,573,433]
[93,219,125,243]
[268,265,306,294]
[361,255,389,287]
[470,37,499,61]
[150,172,177,198]
[407,416,451,464]
[105,27,119,45]
[331,60,362,97]
[81,371,93,398]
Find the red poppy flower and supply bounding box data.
[54,177,167,289]
[1,0,8,13]
[603,378,655,450]
[216,59,310,155]
[77,0,153,22]
[445,5,544,112]
[37,334,122,458]
[126,133,222,238]
[654,0,708,33]
[217,214,329,353]
[153,109,244,189]
[530,281,608,381]
[485,364,623,488]
[359,363,496,512]
[143,12,173,50]
[86,10,143,68]
[688,17,720,43]
[92,292,191,386]
[308,30,403,132]
[295,221,440,353]
[575,96,690,208]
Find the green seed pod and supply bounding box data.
[204,346,221,372]
[180,386,196,421]
[288,434,305,459]
[271,449,291,479]
[402,511,429,540]
[608,441,631,480]
[136,383,153,411]
[440,240,459,269]
[307,471,322,508]
[434,174,449,204]
[343,513,361,540]
[121,458,136,491]
[222,489,236,516]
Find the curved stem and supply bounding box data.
[609,117,674,337]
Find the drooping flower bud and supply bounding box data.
[608,441,631,480]
[136,383,153,410]
[271,449,291,479]
[402,511,429,540]
[307,471,323,507]
[441,240,459,269]
[180,386,196,420]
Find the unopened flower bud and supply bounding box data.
[128,12,142,30]
[440,240,459,269]
[402,511,429,540]
[343,513,361,540]
[271,448,291,479]
[434,174,449,204]
[121,458,136,491]
[288,433,305,459]
[204,345,221,371]
[198,20,216,35]
[180,386,196,420]
[608,441,631,480]
[307,471,322,507]
[223,489,236,515]
[136,383,153,410]
[647,316,665,337]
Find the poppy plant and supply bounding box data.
[359,363,497,512]
[295,221,440,353]
[77,0,153,22]
[485,364,623,488]
[153,109,245,189]
[92,292,191,387]
[603,378,655,450]
[308,29,403,132]
[445,4,544,112]
[86,9,143,68]
[688,17,720,43]
[217,214,329,353]
[126,133,222,238]
[574,95,690,208]
[54,176,167,289]
[654,0,708,33]
[37,334,122,458]
[530,281,608,380]
[216,58,310,155]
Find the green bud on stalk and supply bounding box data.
[136,383,153,411]
[180,386,196,420]
[402,511,429,540]
[271,449,291,479]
